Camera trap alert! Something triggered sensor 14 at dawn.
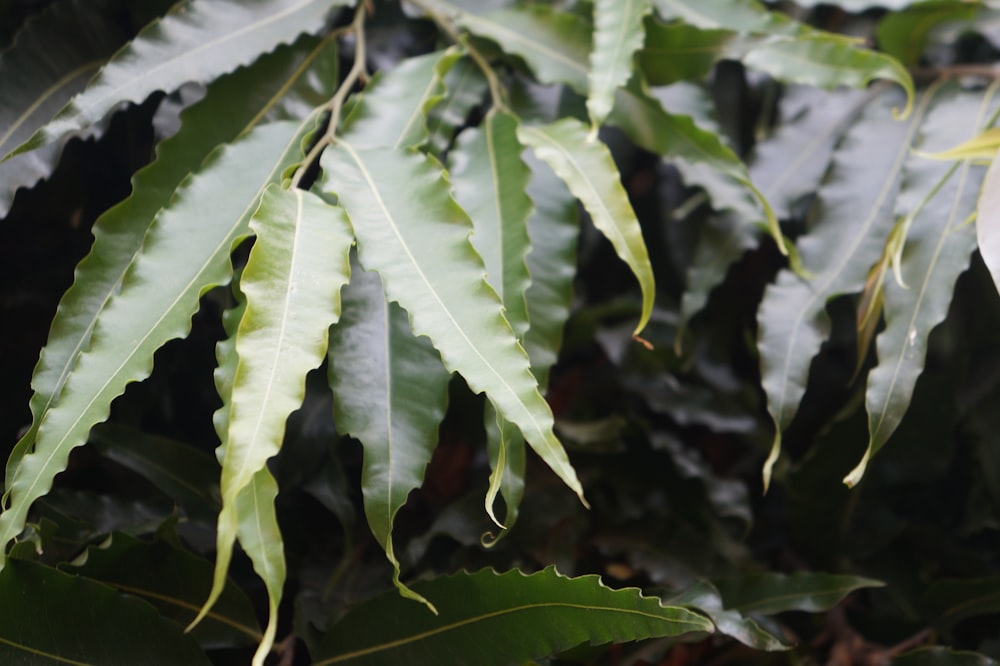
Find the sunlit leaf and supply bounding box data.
[328,262,450,609]
[5,0,346,159]
[519,117,655,336]
[313,567,714,665]
[0,559,211,663]
[587,0,651,125]
[6,35,339,501]
[320,142,586,504]
[849,84,999,486]
[0,119,311,567]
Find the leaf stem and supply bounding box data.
[290,1,370,189]
[408,0,508,111]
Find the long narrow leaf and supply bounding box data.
[756,88,936,489]
[314,567,714,665]
[587,0,651,125]
[5,0,345,159]
[6,35,339,496]
[519,118,655,336]
[0,120,311,566]
[849,84,1000,485]
[319,143,586,504]
[328,262,450,609]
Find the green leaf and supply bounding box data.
[742,35,915,119]
[923,127,1000,161]
[587,0,651,125]
[90,423,221,523]
[0,119,311,568]
[608,82,783,253]
[450,110,534,533]
[638,21,734,86]
[714,571,884,614]
[6,34,339,501]
[341,49,461,150]
[756,88,934,490]
[670,580,789,651]
[5,0,344,159]
[652,0,798,34]
[328,262,450,609]
[0,0,126,215]
[849,85,999,486]
[200,186,353,661]
[313,567,714,665]
[518,117,655,336]
[877,2,978,67]
[68,533,261,649]
[0,558,211,664]
[424,57,490,156]
[439,3,592,95]
[319,143,586,504]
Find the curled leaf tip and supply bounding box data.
[842,449,871,488]
[761,430,781,494]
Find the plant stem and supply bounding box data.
[290,1,369,189]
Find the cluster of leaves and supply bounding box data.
[5,0,1000,663]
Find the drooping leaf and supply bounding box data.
[199,186,353,661]
[742,35,915,119]
[328,262,450,609]
[430,2,592,95]
[340,49,461,150]
[756,87,935,489]
[0,558,211,664]
[424,57,490,156]
[849,84,999,486]
[587,0,651,125]
[68,532,261,649]
[670,580,789,651]
[518,117,655,336]
[714,571,884,614]
[608,82,783,253]
[6,34,339,500]
[0,0,126,216]
[319,142,586,504]
[0,119,311,567]
[450,109,534,532]
[313,567,714,665]
[90,423,221,523]
[5,0,346,159]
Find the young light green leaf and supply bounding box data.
[328,262,450,610]
[5,0,344,159]
[608,82,783,254]
[714,571,884,614]
[920,126,1000,161]
[313,567,714,665]
[587,0,652,125]
[518,118,655,337]
[68,532,261,649]
[340,49,461,150]
[757,88,935,490]
[0,559,212,664]
[0,0,126,215]
[742,35,915,119]
[442,4,592,95]
[198,186,353,650]
[319,143,586,504]
[424,57,489,156]
[450,109,534,532]
[849,85,1000,486]
[5,34,339,500]
[0,120,310,568]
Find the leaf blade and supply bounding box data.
[587,0,652,125]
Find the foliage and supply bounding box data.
[4,0,1000,663]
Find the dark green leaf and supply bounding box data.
[715,571,884,614]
